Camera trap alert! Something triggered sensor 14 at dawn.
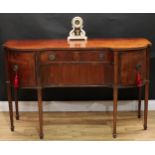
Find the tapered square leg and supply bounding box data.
[138,86,142,118]
[7,82,14,131]
[14,88,19,120]
[113,87,118,138]
[144,82,149,130]
[37,88,44,139]
[113,52,118,138]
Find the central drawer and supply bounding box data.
[39,50,114,87]
[39,50,113,64]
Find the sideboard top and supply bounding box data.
[3,38,151,51]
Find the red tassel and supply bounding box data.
[14,72,19,88]
[136,72,142,87]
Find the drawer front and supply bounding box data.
[40,50,113,64]
[40,63,113,87]
[8,51,36,88]
[119,49,146,87]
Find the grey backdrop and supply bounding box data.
[0,13,154,101]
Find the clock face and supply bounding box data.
[75,19,80,26]
[72,17,83,28]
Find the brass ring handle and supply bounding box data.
[49,54,56,61]
[99,53,105,60]
[13,64,18,72]
[136,63,142,70]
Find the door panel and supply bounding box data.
[41,63,113,87]
[8,51,36,88]
[119,49,146,87]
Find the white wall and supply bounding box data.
[0,100,155,112]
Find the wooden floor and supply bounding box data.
[0,111,155,140]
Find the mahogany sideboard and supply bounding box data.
[3,38,151,139]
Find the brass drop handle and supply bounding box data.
[13,64,18,72]
[136,63,142,70]
[49,54,56,61]
[99,53,105,60]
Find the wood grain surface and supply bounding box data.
[4,38,151,51]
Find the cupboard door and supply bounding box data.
[8,51,36,88]
[119,50,146,87]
